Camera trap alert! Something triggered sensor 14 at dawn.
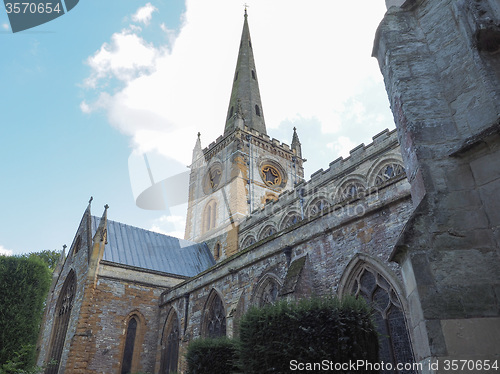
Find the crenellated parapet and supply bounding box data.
[237,128,410,249]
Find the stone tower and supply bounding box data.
[184,10,305,259]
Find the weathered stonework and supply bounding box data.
[37,4,500,373]
[373,0,500,370]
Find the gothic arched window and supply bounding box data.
[241,235,256,249]
[281,212,301,230]
[375,163,405,186]
[121,317,138,374]
[259,225,276,240]
[306,198,329,217]
[341,182,365,200]
[348,264,415,374]
[254,276,281,308]
[203,200,217,233]
[46,270,76,374]
[202,291,226,338]
[255,104,261,117]
[160,310,180,374]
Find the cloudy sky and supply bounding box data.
[0,0,394,256]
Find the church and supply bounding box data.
[37,1,500,373]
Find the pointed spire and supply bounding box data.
[291,127,302,158]
[224,10,267,136]
[192,132,203,163]
[94,204,109,244]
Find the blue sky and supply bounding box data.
[1,0,393,256]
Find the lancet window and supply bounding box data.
[46,270,76,374]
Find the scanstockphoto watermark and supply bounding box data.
[290,360,422,372]
[290,359,500,372]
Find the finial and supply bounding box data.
[89,196,93,204]
[63,244,67,251]
[104,204,109,210]
[244,3,249,16]
[197,132,201,139]
[293,127,297,132]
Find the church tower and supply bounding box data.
[184,10,305,259]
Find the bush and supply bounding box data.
[237,296,379,373]
[0,256,52,370]
[186,337,238,374]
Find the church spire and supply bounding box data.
[224,10,267,135]
[291,127,302,158]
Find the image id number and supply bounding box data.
[5,2,62,14]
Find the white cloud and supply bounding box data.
[2,23,9,31]
[132,3,157,25]
[84,28,159,88]
[0,245,13,256]
[82,0,392,171]
[150,214,186,239]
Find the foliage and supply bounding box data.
[186,337,238,374]
[0,256,52,371]
[26,250,61,272]
[237,296,379,373]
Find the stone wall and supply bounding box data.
[160,139,413,371]
[374,0,500,370]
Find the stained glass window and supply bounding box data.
[350,266,415,374]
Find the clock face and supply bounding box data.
[209,169,222,189]
[204,165,223,194]
[261,165,282,186]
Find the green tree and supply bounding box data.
[27,250,61,272]
[0,255,52,371]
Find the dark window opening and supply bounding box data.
[229,106,234,120]
[121,317,138,374]
[251,70,256,80]
[46,271,76,374]
[234,71,239,82]
[255,105,261,117]
[204,293,226,338]
[248,40,252,48]
[161,313,179,374]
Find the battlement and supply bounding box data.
[237,128,405,241]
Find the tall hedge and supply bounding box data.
[0,255,52,370]
[238,296,379,373]
[186,337,238,374]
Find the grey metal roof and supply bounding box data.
[91,216,215,277]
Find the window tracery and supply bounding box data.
[203,292,226,338]
[257,278,280,307]
[241,236,256,248]
[46,270,76,374]
[160,311,179,374]
[281,212,301,229]
[259,225,276,240]
[341,182,365,200]
[261,165,281,186]
[350,265,415,374]
[375,163,405,186]
[306,198,329,217]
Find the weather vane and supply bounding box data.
[244,3,249,13]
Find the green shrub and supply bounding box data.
[237,296,379,373]
[0,256,52,370]
[186,337,238,374]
